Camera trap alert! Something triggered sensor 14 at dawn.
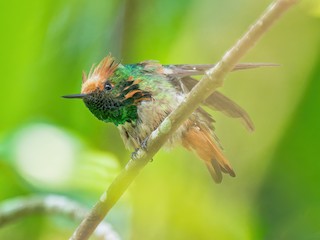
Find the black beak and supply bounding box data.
[62,94,87,99]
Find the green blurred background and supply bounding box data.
[0,0,319,239]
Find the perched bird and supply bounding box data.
[63,54,271,183]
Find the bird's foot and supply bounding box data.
[130,137,153,162]
[141,137,154,162]
[141,136,149,151]
[131,148,139,160]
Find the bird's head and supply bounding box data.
[63,54,152,126]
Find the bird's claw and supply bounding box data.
[131,137,153,162]
[141,137,149,151]
[131,148,139,160]
[141,137,153,162]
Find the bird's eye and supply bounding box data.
[105,82,113,91]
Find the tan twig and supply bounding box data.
[0,195,120,240]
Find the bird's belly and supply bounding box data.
[118,93,187,150]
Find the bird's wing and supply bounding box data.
[138,62,275,131]
[139,61,277,76]
[181,76,255,131]
[162,63,277,77]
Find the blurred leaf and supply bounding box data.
[121,0,193,62]
[257,47,320,239]
[2,122,120,193]
[302,0,320,17]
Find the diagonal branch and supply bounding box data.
[70,1,299,239]
[0,195,120,240]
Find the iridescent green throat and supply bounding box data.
[83,91,138,126]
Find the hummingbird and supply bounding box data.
[63,54,272,183]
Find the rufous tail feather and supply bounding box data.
[182,127,235,183]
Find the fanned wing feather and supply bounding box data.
[205,91,254,131]
[181,76,255,131]
[164,63,278,77]
[139,61,261,131]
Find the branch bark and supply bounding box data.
[0,195,120,240]
[70,0,298,239]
